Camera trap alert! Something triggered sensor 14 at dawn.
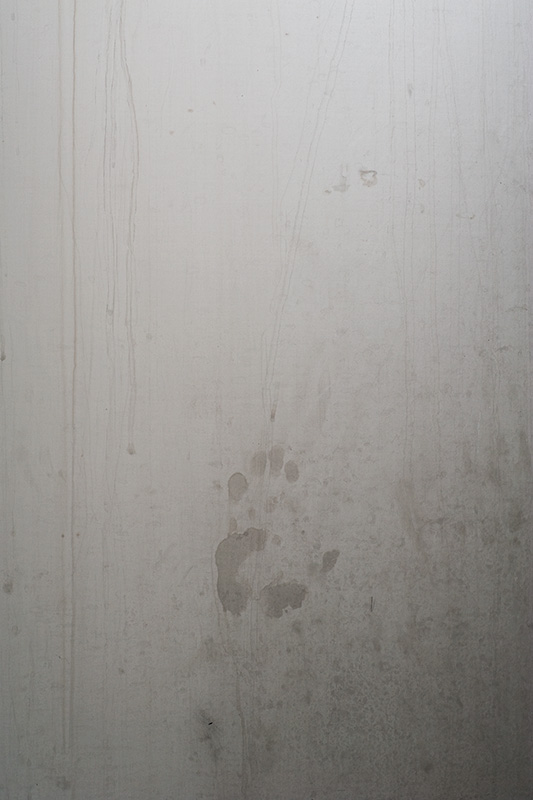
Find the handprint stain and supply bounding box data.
[215,527,267,615]
[216,449,339,617]
[260,580,308,618]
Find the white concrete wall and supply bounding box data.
[1,1,531,798]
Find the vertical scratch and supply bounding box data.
[119,0,139,457]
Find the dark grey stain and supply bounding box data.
[268,445,285,476]
[284,460,299,483]
[260,581,308,618]
[215,528,267,615]
[251,451,267,476]
[359,169,377,187]
[321,549,339,573]
[228,472,248,502]
[2,579,13,594]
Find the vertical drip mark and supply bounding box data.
[69,2,78,795]
[57,0,68,756]
[0,2,5,365]
[388,0,415,484]
[427,7,443,508]
[119,0,139,457]
[264,0,355,428]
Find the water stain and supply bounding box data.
[359,169,377,187]
[215,528,267,615]
[2,579,13,594]
[321,549,340,573]
[260,581,308,618]
[228,472,248,502]
[284,460,299,483]
[268,445,285,476]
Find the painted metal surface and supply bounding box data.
[1,1,531,798]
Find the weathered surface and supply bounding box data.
[0,1,531,798]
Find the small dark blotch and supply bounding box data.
[56,777,71,790]
[3,580,13,594]
[321,549,340,574]
[422,761,434,774]
[228,472,248,501]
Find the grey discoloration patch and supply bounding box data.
[228,472,248,501]
[268,445,285,476]
[215,528,267,615]
[55,777,71,790]
[321,549,340,573]
[284,460,299,483]
[3,579,13,594]
[359,169,377,187]
[260,581,308,618]
[251,450,267,476]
